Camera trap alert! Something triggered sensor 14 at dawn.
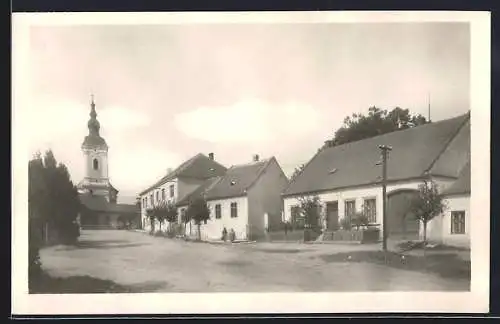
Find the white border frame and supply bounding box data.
[12,11,491,315]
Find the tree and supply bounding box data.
[329,107,428,147]
[297,195,322,241]
[29,150,81,245]
[146,207,156,234]
[180,208,191,237]
[290,164,305,182]
[409,179,447,244]
[186,197,211,241]
[162,201,178,235]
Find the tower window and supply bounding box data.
[93,158,99,170]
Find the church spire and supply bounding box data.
[87,94,101,136]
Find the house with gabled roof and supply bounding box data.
[426,159,471,248]
[138,152,227,232]
[282,112,470,243]
[177,155,289,241]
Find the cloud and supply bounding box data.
[174,98,322,144]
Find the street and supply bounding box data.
[38,230,470,292]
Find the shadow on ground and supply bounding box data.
[29,272,168,294]
[318,251,471,280]
[55,240,152,251]
[254,248,303,254]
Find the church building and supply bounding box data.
[77,96,140,229]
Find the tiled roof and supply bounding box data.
[79,193,139,214]
[202,158,274,201]
[283,112,470,197]
[441,160,470,196]
[138,153,227,196]
[176,176,223,207]
[79,194,110,212]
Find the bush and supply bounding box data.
[340,217,352,230]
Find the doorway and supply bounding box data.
[326,201,339,230]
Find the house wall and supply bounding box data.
[283,180,431,238]
[427,194,470,248]
[140,177,212,232]
[247,159,289,240]
[183,197,249,241]
[140,179,179,233]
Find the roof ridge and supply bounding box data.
[245,157,275,191]
[322,112,471,152]
[424,112,471,176]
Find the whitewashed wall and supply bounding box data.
[283,180,432,238]
[180,196,249,241]
[427,195,470,248]
[140,179,179,233]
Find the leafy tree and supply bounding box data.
[186,197,211,241]
[180,208,191,236]
[146,207,156,234]
[409,179,447,244]
[351,208,370,231]
[29,150,81,245]
[290,164,305,182]
[329,107,428,147]
[297,195,322,229]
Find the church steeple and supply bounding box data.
[87,94,101,136]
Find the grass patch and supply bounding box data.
[319,251,470,280]
[29,271,133,294]
[396,240,470,252]
[29,271,169,294]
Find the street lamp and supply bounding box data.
[377,144,392,252]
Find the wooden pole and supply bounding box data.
[378,145,392,252]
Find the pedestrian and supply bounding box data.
[222,227,227,241]
[229,228,235,242]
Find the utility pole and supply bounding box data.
[378,145,392,252]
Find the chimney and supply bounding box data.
[208,153,214,160]
[253,154,259,162]
[167,168,173,174]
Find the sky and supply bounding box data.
[24,22,470,203]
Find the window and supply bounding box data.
[170,185,175,198]
[215,204,222,219]
[451,211,466,234]
[150,194,153,206]
[161,188,165,200]
[156,191,159,202]
[230,202,238,218]
[93,158,99,170]
[204,219,208,225]
[345,200,356,221]
[363,198,377,223]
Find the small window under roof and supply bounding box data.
[230,180,236,186]
[329,168,337,174]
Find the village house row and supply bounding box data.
[76,97,471,248]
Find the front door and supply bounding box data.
[326,201,339,230]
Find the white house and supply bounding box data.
[176,155,289,241]
[282,112,471,242]
[138,153,227,232]
[426,160,470,248]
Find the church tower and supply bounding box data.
[77,95,118,203]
